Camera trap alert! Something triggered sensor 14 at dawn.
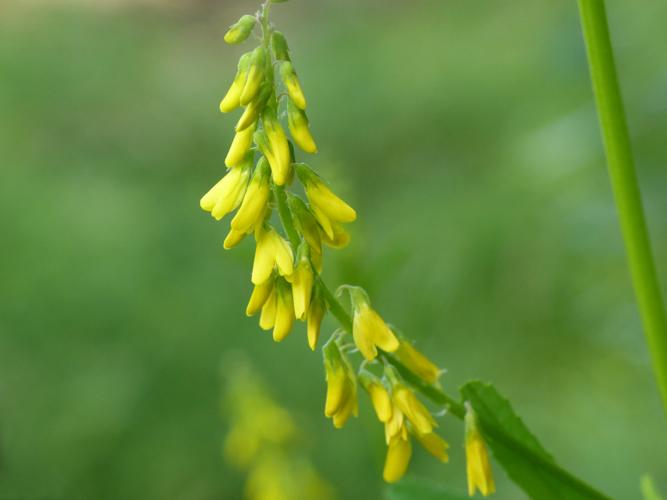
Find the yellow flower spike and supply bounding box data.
[394,339,442,386]
[271,31,290,61]
[321,221,350,249]
[306,284,326,350]
[259,286,277,331]
[262,105,291,186]
[240,46,267,106]
[220,52,251,113]
[383,434,412,484]
[465,403,495,497]
[273,278,294,342]
[414,431,449,463]
[280,61,307,110]
[235,84,271,132]
[348,288,399,361]
[231,157,271,234]
[225,123,256,168]
[392,383,437,435]
[223,14,256,45]
[199,165,250,221]
[287,100,317,153]
[246,276,275,316]
[359,372,392,423]
[292,258,314,321]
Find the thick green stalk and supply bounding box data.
[578,0,667,414]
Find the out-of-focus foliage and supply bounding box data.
[1,1,667,499]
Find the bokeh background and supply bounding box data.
[2,0,667,498]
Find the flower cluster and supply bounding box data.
[202,1,495,495]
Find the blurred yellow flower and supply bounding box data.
[394,339,441,385]
[465,403,495,497]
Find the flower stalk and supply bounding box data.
[577,0,667,416]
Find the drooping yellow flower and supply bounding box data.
[323,340,358,428]
[231,157,271,235]
[225,122,256,168]
[349,288,399,361]
[295,163,356,240]
[200,164,250,221]
[251,225,294,285]
[394,339,441,385]
[220,52,251,113]
[306,283,326,350]
[392,383,437,435]
[223,14,256,45]
[320,221,350,249]
[223,227,247,250]
[292,245,314,320]
[279,61,307,110]
[414,430,449,463]
[259,285,277,331]
[259,105,291,186]
[383,433,412,484]
[384,403,405,444]
[360,372,392,423]
[287,100,317,153]
[273,278,295,342]
[246,276,275,316]
[288,194,323,272]
[465,403,495,497]
[240,46,266,106]
[236,84,271,132]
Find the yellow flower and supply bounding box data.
[235,84,271,132]
[288,195,323,272]
[414,431,449,463]
[225,122,256,168]
[240,46,266,106]
[394,339,441,385]
[384,403,405,444]
[287,100,317,153]
[279,61,307,110]
[323,340,358,428]
[350,289,399,361]
[246,277,274,316]
[220,52,251,113]
[320,221,350,249]
[259,106,291,186]
[259,285,277,331]
[295,163,356,240]
[271,31,290,62]
[360,372,392,423]
[465,403,495,497]
[223,14,256,45]
[251,225,294,285]
[383,433,412,484]
[306,284,326,350]
[392,383,437,435]
[199,164,250,221]
[223,227,247,249]
[231,157,271,234]
[292,246,314,320]
[273,278,294,342]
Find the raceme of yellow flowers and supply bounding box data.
[201,1,494,495]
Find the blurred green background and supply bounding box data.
[2,0,667,498]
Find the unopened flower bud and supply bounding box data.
[240,46,267,106]
[220,52,252,113]
[224,14,256,45]
[271,31,290,61]
[280,61,306,110]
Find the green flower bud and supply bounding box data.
[224,14,256,45]
[271,31,290,61]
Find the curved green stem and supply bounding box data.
[578,0,667,415]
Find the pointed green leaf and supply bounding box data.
[461,381,610,500]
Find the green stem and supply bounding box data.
[578,0,667,415]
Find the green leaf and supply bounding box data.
[385,477,469,500]
[460,381,610,500]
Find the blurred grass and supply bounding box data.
[1,1,666,499]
